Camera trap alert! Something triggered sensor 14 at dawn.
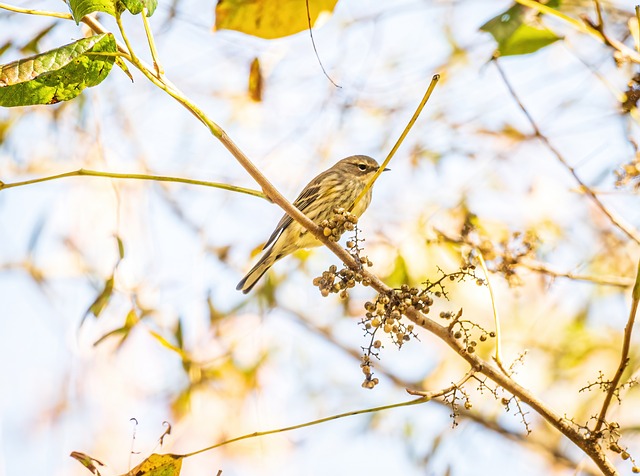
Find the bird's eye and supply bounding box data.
[357,163,367,171]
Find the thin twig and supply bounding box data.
[476,251,505,372]
[593,258,640,435]
[406,368,476,397]
[181,395,432,458]
[304,0,340,88]
[519,258,634,288]
[436,228,633,288]
[493,58,640,245]
[0,168,266,199]
[141,7,164,78]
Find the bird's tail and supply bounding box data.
[236,248,278,294]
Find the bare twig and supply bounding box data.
[436,228,633,288]
[519,258,634,288]
[593,258,640,435]
[493,58,640,245]
[304,0,340,88]
[406,368,476,397]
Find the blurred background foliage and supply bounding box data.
[1,0,639,475]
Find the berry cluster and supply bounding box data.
[363,285,432,346]
[320,207,358,242]
[313,233,372,299]
[441,308,495,354]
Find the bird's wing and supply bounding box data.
[262,182,321,250]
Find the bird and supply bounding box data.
[236,155,387,294]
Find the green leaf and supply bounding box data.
[480,5,525,45]
[498,24,561,56]
[119,454,182,476]
[0,34,116,107]
[215,0,339,39]
[121,0,158,16]
[480,4,561,57]
[67,0,122,23]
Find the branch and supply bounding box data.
[401,306,618,475]
[0,168,266,199]
[594,258,640,434]
[494,58,640,245]
[287,310,602,476]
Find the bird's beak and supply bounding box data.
[383,167,390,172]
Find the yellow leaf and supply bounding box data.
[248,57,262,102]
[630,16,640,53]
[215,0,338,39]
[148,330,188,360]
[121,454,182,476]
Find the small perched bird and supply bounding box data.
[236,155,387,294]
